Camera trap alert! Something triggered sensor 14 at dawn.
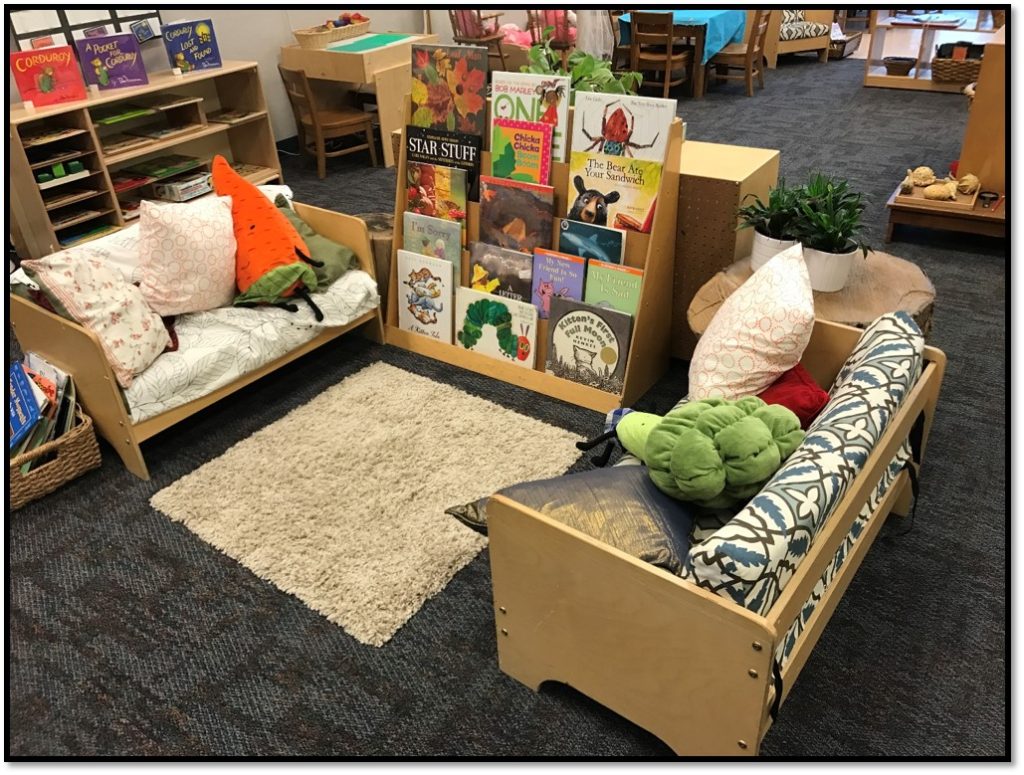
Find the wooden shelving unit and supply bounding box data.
[864,10,1001,92]
[9,60,282,259]
[385,101,683,414]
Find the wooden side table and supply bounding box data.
[688,250,936,339]
[886,187,1005,241]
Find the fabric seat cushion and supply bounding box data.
[779,21,830,41]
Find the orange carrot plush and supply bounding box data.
[211,155,324,319]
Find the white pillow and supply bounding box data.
[138,196,237,316]
[20,254,170,388]
[56,223,143,284]
[258,184,294,206]
[689,243,815,400]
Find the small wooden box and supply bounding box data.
[672,142,780,359]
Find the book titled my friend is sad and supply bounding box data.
[584,259,644,316]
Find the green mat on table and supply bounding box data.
[327,33,414,53]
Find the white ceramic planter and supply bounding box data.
[749,232,799,271]
[803,246,858,292]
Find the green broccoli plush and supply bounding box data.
[613,397,805,509]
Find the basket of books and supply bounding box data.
[932,41,984,83]
[292,14,370,49]
[10,409,101,510]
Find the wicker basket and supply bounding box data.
[10,408,102,510]
[883,56,916,76]
[932,57,983,83]
[292,20,370,50]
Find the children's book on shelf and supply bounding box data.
[490,72,570,162]
[531,249,586,319]
[570,93,677,163]
[455,286,537,369]
[402,212,462,278]
[10,46,87,107]
[478,175,554,253]
[567,152,662,233]
[9,362,42,451]
[20,127,86,147]
[111,171,156,192]
[11,353,75,472]
[100,132,155,156]
[136,93,203,111]
[123,154,202,180]
[161,19,222,71]
[129,123,202,140]
[558,218,625,265]
[469,242,533,302]
[50,208,105,229]
[584,259,644,316]
[42,188,100,209]
[410,44,488,135]
[406,161,468,241]
[406,125,482,201]
[490,118,553,185]
[74,34,148,90]
[207,108,256,125]
[397,249,454,344]
[92,105,156,125]
[545,297,633,394]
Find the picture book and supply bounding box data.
[545,297,633,394]
[122,154,202,180]
[570,92,677,163]
[9,362,41,451]
[206,108,255,125]
[397,249,454,344]
[406,125,482,201]
[161,19,221,72]
[411,43,488,136]
[558,218,625,265]
[531,249,586,319]
[584,259,644,316]
[455,286,537,369]
[405,162,468,242]
[10,46,86,107]
[478,175,554,253]
[491,118,553,185]
[469,242,533,303]
[490,71,570,162]
[567,152,662,234]
[74,34,148,90]
[403,211,462,278]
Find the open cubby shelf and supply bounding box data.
[384,100,682,414]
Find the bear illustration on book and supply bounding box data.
[567,175,620,227]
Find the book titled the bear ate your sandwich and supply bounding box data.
[566,153,662,234]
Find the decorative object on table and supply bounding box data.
[522,38,642,98]
[545,297,632,393]
[402,211,462,277]
[478,175,554,252]
[899,170,914,194]
[531,248,585,318]
[74,33,148,90]
[397,249,454,343]
[795,173,870,292]
[737,178,802,271]
[558,218,625,264]
[957,173,981,194]
[567,153,661,232]
[570,92,676,162]
[583,259,643,316]
[455,286,538,368]
[10,45,86,107]
[491,118,553,185]
[405,125,482,201]
[978,191,999,208]
[909,165,936,186]
[490,71,570,162]
[292,13,370,49]
[882,55,916,76]
[406,161,468,243]
[922,177,958,201]
[161,18,221,72]
[469,241,533,302]
[410,43,488,136]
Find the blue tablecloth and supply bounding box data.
[620,10,747,64]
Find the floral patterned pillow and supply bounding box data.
[21,254,171,388]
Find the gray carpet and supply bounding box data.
[8,55,1005,757]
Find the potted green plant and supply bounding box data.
[736,179,803,271]
[523,28,643,98]
[795,173,871,292]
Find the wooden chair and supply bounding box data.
[706,9,770,97]
[527,9,574,72]
[629,11,694,99]
[448,10,508,71]
[607,10,632,72]
[278,66,377,179]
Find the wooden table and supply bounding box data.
[885,187,1005,241]
[280,33,437,168]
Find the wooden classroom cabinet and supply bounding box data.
[958,25,1005,194]
[672,141,780,359]
[9,60,281,260]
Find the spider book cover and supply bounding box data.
[545,297,633,394]
[469,241,534,303]
[570,92,677,164]
[490,71,570,162]
[74,34,148,90]
[397,249,454,344]
[478,175,554,253]
[455,286,538,369]
[567,152,662,234]
[411,44,488,136]
[406,125,482,201]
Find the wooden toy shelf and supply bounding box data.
[9,60,282,259]
[385,101,683,414]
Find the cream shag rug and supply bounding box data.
[151,362,583,646]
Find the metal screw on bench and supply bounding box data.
[737,740,748,750]
[499,606,507,614]
[500,628,509,636]
[751,641,763,651]
[748,669,759,678]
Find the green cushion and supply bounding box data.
[274,195,359,286]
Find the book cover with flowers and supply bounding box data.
[411,44,488,136]
[10,46,86,107]
[405,161,468,245]
[490,118,553,185]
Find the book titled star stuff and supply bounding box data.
[406,125,482,201]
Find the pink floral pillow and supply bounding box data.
[689,243,815,400]
[20,254,171,388]
[138,196,237,315]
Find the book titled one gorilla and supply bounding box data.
[406,125,482,201]
[567,152,663,234]
[545,297,633,395]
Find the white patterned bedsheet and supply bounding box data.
[125,270,379,423]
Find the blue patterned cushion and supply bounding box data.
[681,313,925,615]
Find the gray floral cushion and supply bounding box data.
[681,312,925,615]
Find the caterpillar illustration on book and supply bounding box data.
[211,155,325,320]
[457,297,528,361]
